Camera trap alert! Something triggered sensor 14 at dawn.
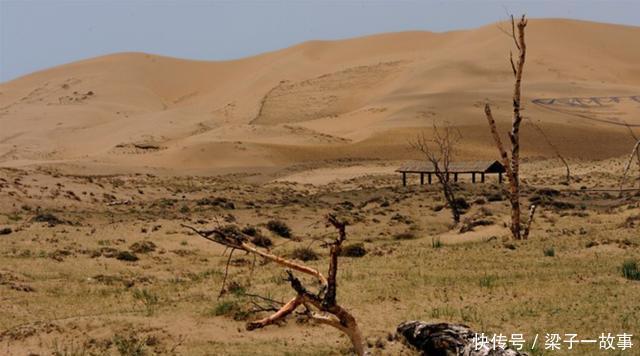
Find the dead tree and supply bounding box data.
[182,214,365,355]
[623,123,640,188]
[620,138,640,194]
[483,15,532,240]
[410,123,463,223]
[528,121,571,184]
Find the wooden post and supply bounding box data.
[481,173,485,183]
[428,173,432,184]
[472,172,476,183]
[499,172,503,183]
[402,172,407,187]
[454,173,458,182]
[420,173,424,185]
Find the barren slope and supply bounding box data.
[1,19,639,174]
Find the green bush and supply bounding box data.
[622,259,640,281]
[543,246,555,257]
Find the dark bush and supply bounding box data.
[241,226,258,236]
[266,219,292,238]
[394,231,418,240]
[340,243,367,257]
[451,197,470,211]
[543,246,555,257]
[485,193,504,202]
[622,259,640,281]
[116,251,139,262]
[197,197,235,209]
[251,234,273,248]
[0,227,12,235]
[290,247,318,261]
[33,213,65,226]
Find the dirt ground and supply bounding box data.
[1,158,639,356]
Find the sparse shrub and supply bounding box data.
[129,241,156,254]
[451,197,469,211]
[241,226,259,236]
[266,219,292,238]
[543,246,555,257]
[529,193,574,210]
[213,300,238,316]
[394,231,417,240]
[479,275,496,288]
[621,259,640,281]
[212,300,250,321]
[52,340,91,356]
[473,197,487,205]
[620,214,640,229]
[242,226,273,247]
[197,197,235,209]
[226,281,246,295]
[290,247,318,261]
[113,332,146,356]
[132,288,159,316]
[459,219,494,233]
[179,205,190,214]
[117,251,139,262]
[485,192,504,202]
[33,213,65,226]
[251,234,272,248]
[0,227,12,235]
[340,243,367,257]
[432,238,443,249]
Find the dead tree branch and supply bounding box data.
[528,120,571,184]
[182,214,365,355]
[483,14,528,240]
[624,123,640,188]
[410,123,463,223]
[620,139,640,195]
[522,204,536,240]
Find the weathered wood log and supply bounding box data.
[397,321,527,356]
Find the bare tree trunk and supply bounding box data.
[410,125,463,224]
[440,177,461,223]
[483,15,528,240]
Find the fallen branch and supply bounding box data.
[182,214,365,355]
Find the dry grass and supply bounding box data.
[0,159,639,355]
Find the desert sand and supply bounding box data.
[1,19,640,176]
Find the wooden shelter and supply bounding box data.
[396,160,506,186]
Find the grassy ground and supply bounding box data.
[0,160,639,355]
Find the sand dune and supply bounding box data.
[1,19,639,174]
